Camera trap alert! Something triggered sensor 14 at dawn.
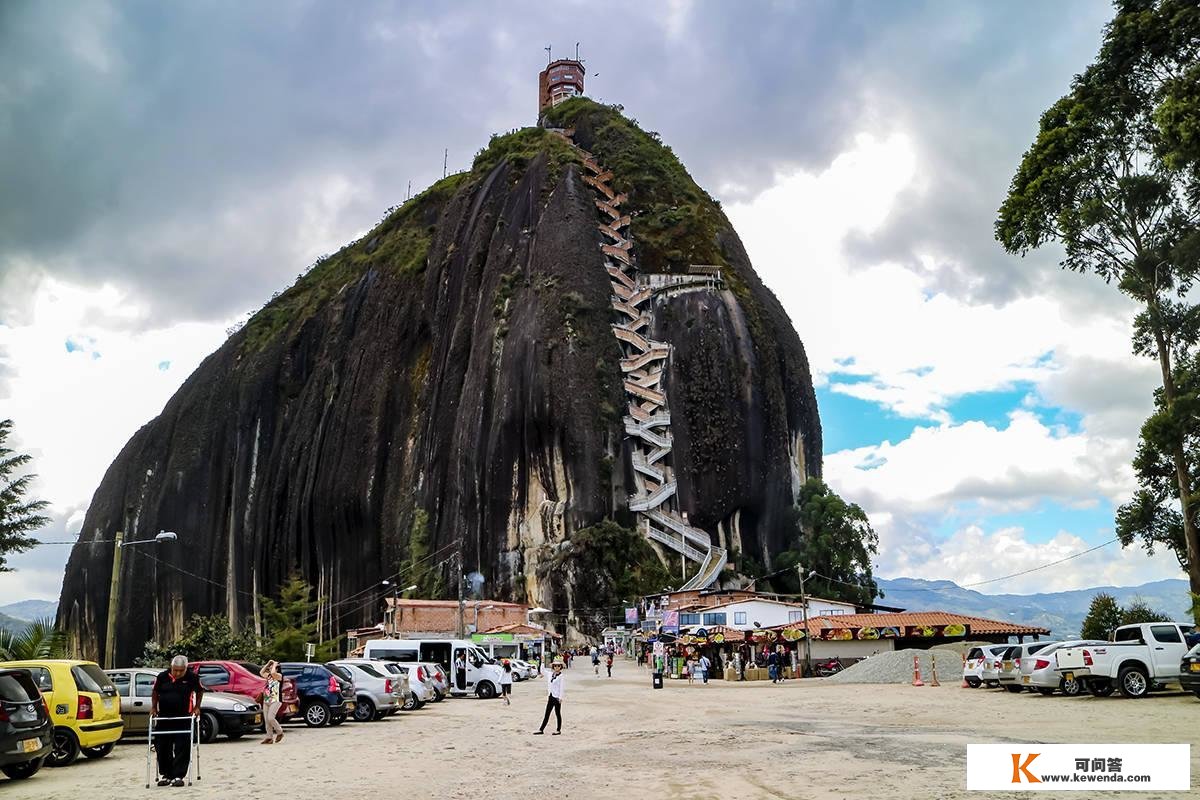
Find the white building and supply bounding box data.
[677,596,856,632]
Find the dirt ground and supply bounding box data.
[6,660,1197,799]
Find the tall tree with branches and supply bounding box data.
[996,0,1200,619]
[0,419,49,571]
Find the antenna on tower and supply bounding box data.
[443,148,448,179]
[575,42,580,60]
[545,45,552,64]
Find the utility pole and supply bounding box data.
[456,539,465,639]
[443,149,448,179]
[798,564,812,678]
[104,531,124,669]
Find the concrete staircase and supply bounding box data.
[553,130,727,590]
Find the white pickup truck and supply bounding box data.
[1055,622,1195,698]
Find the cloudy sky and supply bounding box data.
[0,0,1185,605]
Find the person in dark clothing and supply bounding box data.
[454,652,467,692]
[768,649,780,683]
[151,655,204,787]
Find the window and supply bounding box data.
[788,610,804,623]
[108,672,130,697]
[1151,625,1182,644]
[197,665,230,686]
[72,664,117,696]
[702,613,726,626]
[1115,627,1144,643]
[680,613,701,626]
[733,612,747,625]
[0,673,38,703]
[135,673,155,697]
[27,668,52,692]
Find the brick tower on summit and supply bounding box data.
[539,58,584,114]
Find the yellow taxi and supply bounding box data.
[0,660,124,767]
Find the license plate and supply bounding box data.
[1189,663,1200,673]
[1002,661,1012,671]
[1022,676,1030,684]
[21,738,39,754]
[254,714,262,724]
[1064,671,1074,682]
[346,702,355,711]
[287,704,297,714]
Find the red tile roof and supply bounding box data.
[775,611,1049,636]
[479,623,562,639]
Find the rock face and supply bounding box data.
[57,101,821,663]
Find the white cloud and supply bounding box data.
[0,276,232,513]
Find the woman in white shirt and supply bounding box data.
[534,659,565,735]
[500,660,513,706]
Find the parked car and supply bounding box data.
[509,659,538,681]
[104,668,263,743]
[1057,622,1196,698]
[375,661,438,705]
[278,663,354,727]
[326,661,401,722]
[361,639,503,699]
[424,663,449,701]
[0,660,123,768]
[0,668,53,780]
[979,646,1007,688]
[963,645,1010,688]
[1180,643,1200,699]
[997,642,1056,693]
[1019,641,1107,695]
[190,661,299,722]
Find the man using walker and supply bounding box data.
[150,655,204,787]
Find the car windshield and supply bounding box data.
[326,664,352,680]
[0,673,38,703]
[72,664,118,696]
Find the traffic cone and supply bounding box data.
[911,654,924,687]
[960,652,969,688]
[931,654,941,687]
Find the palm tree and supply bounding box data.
[0,617,65,660]
[0,418,49,571]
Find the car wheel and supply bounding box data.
[199,711,219,743]
[402,693,417,711]
[82,742,114,759]
[1118,665,1150,698]
[303,700,331,727]
[1060,677,1082,697]
[1004,684,1023,693]
[476,681,497,700]
[432,690,445,703]
[1,757,44,780]
[965,677,981,688]
[1088,680,1115,697]
[47,727,80,767]
[353,698,376,722]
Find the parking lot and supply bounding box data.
[6,661,1197,800]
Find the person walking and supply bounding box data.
[533,659,565,735]
[454,652,467,693]
[500,660,513,706]
[768,648,780,683]
[258,660,285,744]
[698,653,710,684]
[605,652,613,678]
[151,655,204,787]
[686,654,696,685]
[592,648,600,677]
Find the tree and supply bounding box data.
[1080,592,1124,639]
[996,0,1200,618]
[259,573,341,662]
[768,479,879,606]
[136,614,265,667]
[0,419,49,571]
[1119,596,1173,625]
[0,618,65,660]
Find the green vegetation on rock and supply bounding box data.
[472,126,580,186]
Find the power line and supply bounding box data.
[959,537,1120,588]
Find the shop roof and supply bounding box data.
[775,611,1050,636]
[480,622,562,638]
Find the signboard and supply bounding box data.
[304,642,316,662]
[653,642,665,657]
[662,610,679,634]
[625,607,639,624]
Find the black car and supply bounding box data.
[0,669,53,780]
[1181,643,1200,698]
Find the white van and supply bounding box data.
[362,639,504,699]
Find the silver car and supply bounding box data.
[1020,640,1107,696]
[998,642,1057,693]
[381,663,435,709]
[327,660,402,722]
[965,645,1010,688]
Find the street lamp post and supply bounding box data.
[381,581,418,635]
[105,530,177,669]
[797,564,816,678]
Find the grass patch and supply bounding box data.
[472,126,581,186]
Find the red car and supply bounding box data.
[189,661,300,722]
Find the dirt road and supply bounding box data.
[6,661,1196,799]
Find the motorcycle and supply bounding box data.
[814,657,845,677]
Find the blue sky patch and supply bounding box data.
[158,360,171,371]
[818,386,926,451]
[65,339,82,353]
[934,499,1115,546]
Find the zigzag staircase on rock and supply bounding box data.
[552,128,726,590]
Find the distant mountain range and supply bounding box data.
[876,577,1192,639]
[0,599,57,635]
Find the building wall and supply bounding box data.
[392,602,528,636]
[807,639,894,659]
[690,600,804,630]
[807,598,856,616]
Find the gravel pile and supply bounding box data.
[826,647,963,684]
